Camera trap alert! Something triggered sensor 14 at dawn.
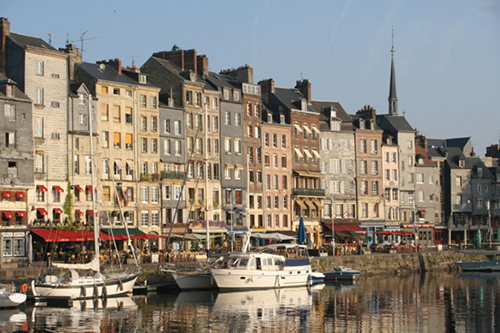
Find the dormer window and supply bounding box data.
[234,91,240,101]
[280,115,285,124]
[478,168,483,177]
[78,93,86,105]
[267,113,273,123]
[301,99,307,111]
[224,89,230,100]
[370,121,375,130]
[6,84,13,97]
[138,74,147,84]
[331,121,340,131]
[359,120,365,130]
[459,159,465,167]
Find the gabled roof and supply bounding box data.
[149,56,186,81]
[8,32,57,51]
[271,87,317,113]
[377,114,415,132]
[77,62,138,86]
[415,145,435,166]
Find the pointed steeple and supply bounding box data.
[389,26,398,116]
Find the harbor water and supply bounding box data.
[2,272,500,332]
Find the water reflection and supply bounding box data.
[0,309,27,332]
[18,273,500,332]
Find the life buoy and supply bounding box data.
[118,280,124,291]
[81,286,87,297]
[21,283,28,293]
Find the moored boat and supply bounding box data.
[324,266,361,281]
[0,284,27,307]
[455,259,500,272]
[210,244,313,290]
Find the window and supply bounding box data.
[4,104,15,121]
[152,187,159,204]
[234,139,241,154]
[141,211,149,227]
[416,173,424,184]
[101,104,109,121]
[360,161,367,174]
[456,176,462,187]
[392,169,397,181]
[173,120,181,135]
[74,155,79,174]
[151,97,157,108]
[152,139,158,153]
[359,139,366,153]
[235,113,241,126]
[274,196,279,209]
[112,105,120,122]
[370,140,377,154]
[371,161,378,175]
[283,196,288,209]
[141,116,147,131]
[224,165,231,179]
[125,107,132,123]
[103,131,109,148]
[283,175,287,189]
[151,211,159,227]
[102,160,108,176]
[281,155,287,168]
[114,133,121,148]
[214,139,219,155]
[234,167,242,180]
[273,175,278,190]
[372,181,378,195]
[213,116,219,132]
[214,164,219,180]
[151,116,158,132]
[101,86,108,94]
[224,111,231,125]
[281,135,286,148]
[247,125,252,137]
[266,175,271,189]
[36,88,44,105]
[141,187,149,203]
[140,95,147,107]
[141,161,148,175]
[36,61,44,75]
[456,194,462,205]
[360,181,367,194]
[175,140,181,155]
[264,154,270,167]
[255,105,260,117]
[361,203,368,218]
[35,118,43,138]
[196,114,202,130]
[408,192,414,203]
[126,133,133,149]
[407,140,413,148]
[225,138,231,153]
[213,98,218,109]
[418,191,425,202]
[5,132,15,148]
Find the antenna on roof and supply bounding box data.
[46,33,58,45]
[300,72,303,80]
[71,30,98,59]
[126,55,144,67]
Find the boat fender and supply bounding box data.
[31,280,37,297]
[118,280,124,291]
[94,285,99,297]
[102,285,108,298]
[21,283,28,293]
[307,274,313,287]
[81,286,87,297]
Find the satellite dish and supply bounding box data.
[99,63,106,70]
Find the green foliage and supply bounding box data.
[63,175,74,223]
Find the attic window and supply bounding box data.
[280,115,285,124]
[459,160,465,167]
[478,168,483,177]
[6,84,13,97]
[138,75,147,84]
[267,113,273,123]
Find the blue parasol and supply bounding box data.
[298,217,306,245]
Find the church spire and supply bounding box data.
[389,26,398,116]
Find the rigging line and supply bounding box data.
[162,113,205,264]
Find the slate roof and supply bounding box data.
[206,72,237,90]
[468,157,494,179]
[78,62,139,86]
[0,73,30,101]
[427,137,471,150]
[272,87,317,113]
[7,32,56,51]
[415,145,435,166]
[376,114,415,132]
[311,100,351,122]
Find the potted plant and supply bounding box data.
[213,202,219,209]
[335,247,341,256]
[198,199,204,207]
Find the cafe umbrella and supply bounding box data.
[477,230,481,249]
[297,217,306,245]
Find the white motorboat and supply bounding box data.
[31,94,140,300]
[210,244,314,290]
[0,284,27,307]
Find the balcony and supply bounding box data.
[293,188,325,197]
[161,171,185,180]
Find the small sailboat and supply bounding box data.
[31,93,140,299]
[0,284,27,307]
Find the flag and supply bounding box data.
[122,189,128,207]
[117,188,127,207]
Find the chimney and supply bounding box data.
[153,47,197,73]
[184,49,197,74]
[197,55,209,77]
[220,65,254,84]
[356,105,376,122]
[0,17,11,74]
[258,78,274,105]
[97,59,122,74]
[295,79,311,101]
[60,44,82,80]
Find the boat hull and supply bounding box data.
[168,270,217,290]
[324,271,361,281]
[211,267,312,290]
[0,292,27,307]
[455,260,500,272]
[32,274,138,299]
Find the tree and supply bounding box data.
[63,175,73,223]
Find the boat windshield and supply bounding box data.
[227,257,251,269]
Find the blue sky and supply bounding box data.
[3,0,500,154]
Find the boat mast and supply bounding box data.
[88,94,100,264]
[204,103,210,252]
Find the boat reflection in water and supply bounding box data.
[458,271,500,281]
[31,296,138,332]
[0,309,27,332]
[212,287,313,331]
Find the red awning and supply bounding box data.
[325,224,367,234]
[86,210,94,217]
[53,186,64,193]
[37,208,48,216]
[86,186,97,193]
[53,208,63,214]
[31,229,109,242]
[418,209,427,214]
[2,211,13,218]
[75,210,83,216]
[74,185,83,192]
[37,185,48,192]
[16,211,26,217]
[2,191,12,198]
[15,192,25,198]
